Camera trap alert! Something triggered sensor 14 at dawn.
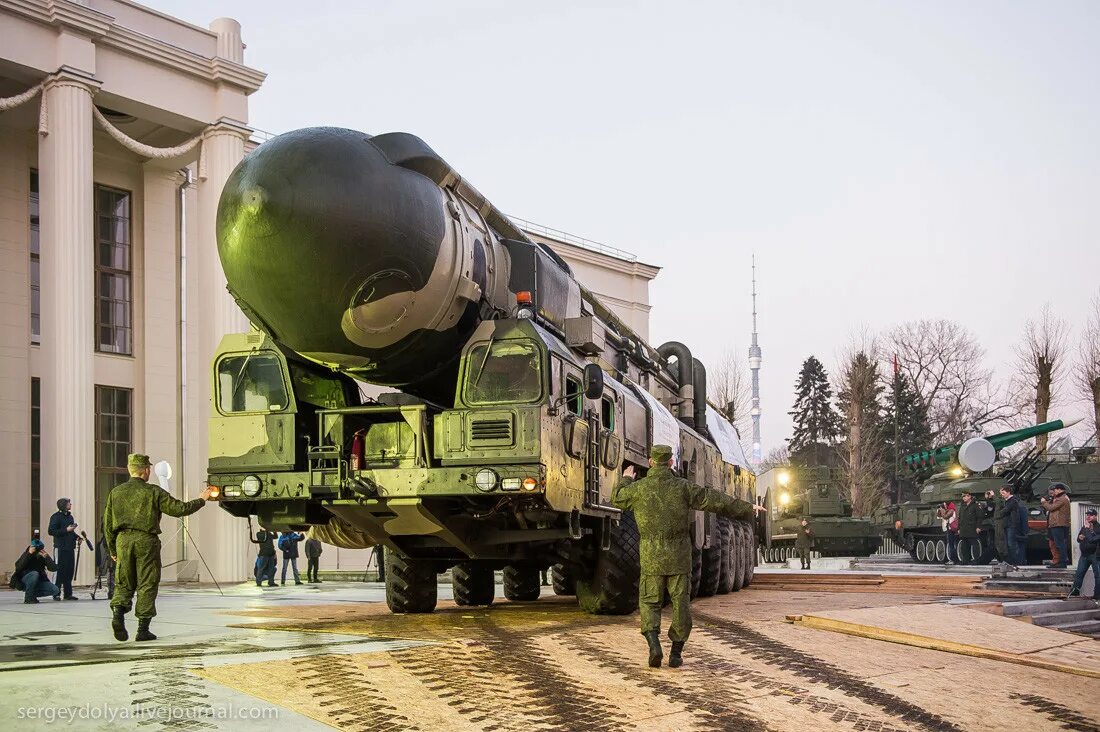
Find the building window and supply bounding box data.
[95,185,133,355]
[31,378,40,533]
[30,170,40,344]
[95,386,132,522]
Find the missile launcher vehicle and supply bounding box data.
[207,127,758,614]
[756,466,881,561]
[872,418,1100,564]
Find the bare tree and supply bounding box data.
[709,348,751,452]
[1079,293,1100,446]
[888,319,1016,443]
[758,445,790,473]
[836,342,888,516]
[1013,304,1069,452]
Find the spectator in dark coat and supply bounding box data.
[1067,508,1099,600]
[47,497,79,600]
[12,539,61,603]
[279,532,305,585]
[304,535,323,583]
[956,493,982,564]
[250,529,278,587]
[1001,486,1029,567]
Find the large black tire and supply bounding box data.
[690,544,702,599]
[385,551,437,614]
[453,562,495,606]
[729,522,745,592]
[503,566,541,601]
[741,522,755,588]
[576,511,640,615]
[698,525,722,598]
[717,517,733,594]
[551,564,576,596]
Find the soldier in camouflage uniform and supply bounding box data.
[795,518,814,569]
[103,454,215,641]
[612,444,764,668]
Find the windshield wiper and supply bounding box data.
[472,336,494,388]
[230,347,258,402]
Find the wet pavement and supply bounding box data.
[1,580,1097,731]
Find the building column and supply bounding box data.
[189,119,252,583]
[38,70,98,584]
[142,164,185,577]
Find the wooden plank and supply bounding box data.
[804,604,1079,654]
[796,614,1100,679]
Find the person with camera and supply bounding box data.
[1067,507,1099,601]
[11,539,61,603]
[1040,483,1071,569]
[47,497,82,600]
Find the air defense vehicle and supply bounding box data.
[756,466,881,561]
[872,419,1100,564]
[206,127,758,614]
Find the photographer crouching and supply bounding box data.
[10,538,61,603]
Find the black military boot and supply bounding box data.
[135,619,157,642]
[669,641,685,668]
[643,631,663,668]
[111,608,128,642]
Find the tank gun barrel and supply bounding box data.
[903,418,1080,474]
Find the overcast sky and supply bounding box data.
[159,0,1100,452]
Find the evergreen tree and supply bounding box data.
[883,367,932,501]
[836,351,888,514]
[787,356,843,464]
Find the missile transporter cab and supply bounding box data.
[755,466,881,561]
[872,419,1100,564]
[208,128,758,614]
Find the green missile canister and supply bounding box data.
[903,418,1081,474]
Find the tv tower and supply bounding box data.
[749,256,762,466]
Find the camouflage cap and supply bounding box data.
[127,453,152,470]
[650,444,673,462]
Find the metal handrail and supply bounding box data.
[508,215,638,263]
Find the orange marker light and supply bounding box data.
[522,477,538,491]
[210,486,221,499]
[516,291,533,305]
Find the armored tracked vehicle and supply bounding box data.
[872,419,1100,564]
[207,128,758,614]
[756,466,881,561]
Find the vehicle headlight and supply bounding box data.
[475,469,498,492]
[241,475,262,497]
[501,477,521,491]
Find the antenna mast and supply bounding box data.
[749,255,762,466]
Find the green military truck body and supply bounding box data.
[207,127,759,614]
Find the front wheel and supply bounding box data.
[503,566,541,601]
[453,562,495,606]
[551,564,576,596]
[385,551,438,614]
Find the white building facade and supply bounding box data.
[1,0,659,583]
[0,0,264,584]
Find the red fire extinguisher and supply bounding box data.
[350,429,365,471]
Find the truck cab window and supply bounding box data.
[601,395,614,430]
[217,353,289,413]
[565,376,582,415]
[465,339,543,405]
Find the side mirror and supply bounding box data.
[583,363,604,400]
